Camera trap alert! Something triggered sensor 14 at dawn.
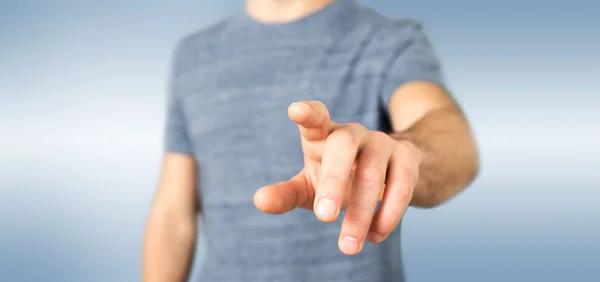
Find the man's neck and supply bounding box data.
[245,0,336,23]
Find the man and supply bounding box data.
[142,0,479,281]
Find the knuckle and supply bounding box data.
[369,130,388,142]
[396,186,412,202]
[395,141,410,152]
[347,122,366,132]
[392,153,419,182]
[396,141,423,163]
[392,147,405,160]
[330,128,357,147]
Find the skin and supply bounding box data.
[254,81,480,255]
[245,0,335,23]
[143,2,331,280]
[142,0,480,280]
[142,154,198,282]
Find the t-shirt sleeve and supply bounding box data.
[163,44,193,155]
[380,20,447,111]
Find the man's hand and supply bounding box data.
[254,101,422,256]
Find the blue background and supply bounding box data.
[1,0,599,281]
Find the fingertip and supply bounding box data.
[314,197,339,222]
[287,102,311,123]
[339,236,362,256]
[367,231,384,244]
[253,187,270,212]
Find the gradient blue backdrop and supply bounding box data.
[1,0,599,281]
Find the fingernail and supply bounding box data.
[316,198,337,217]
[340,236,359,254]
[368,232,383,243]
[292,102,310,110]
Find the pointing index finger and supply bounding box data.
[288,101,336,142]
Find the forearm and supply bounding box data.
[391,106,480,208]
[142,209,197,282]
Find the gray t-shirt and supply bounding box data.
[165,0,445,281]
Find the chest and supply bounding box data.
[175,43,387,159]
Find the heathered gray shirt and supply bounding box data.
[164,0,446,281]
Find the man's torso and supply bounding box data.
[171,1,424,280]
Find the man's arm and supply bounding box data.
[388,81,480,208]
[142,153,198,282]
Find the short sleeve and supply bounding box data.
[163,44,193,155]
[380,20,446,110]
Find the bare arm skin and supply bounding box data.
[254,80,479,255]
[388,81,480,208]
[142,153,198,282]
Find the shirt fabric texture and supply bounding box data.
[164,0,446,281]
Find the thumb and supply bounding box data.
[254,172,314,214]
